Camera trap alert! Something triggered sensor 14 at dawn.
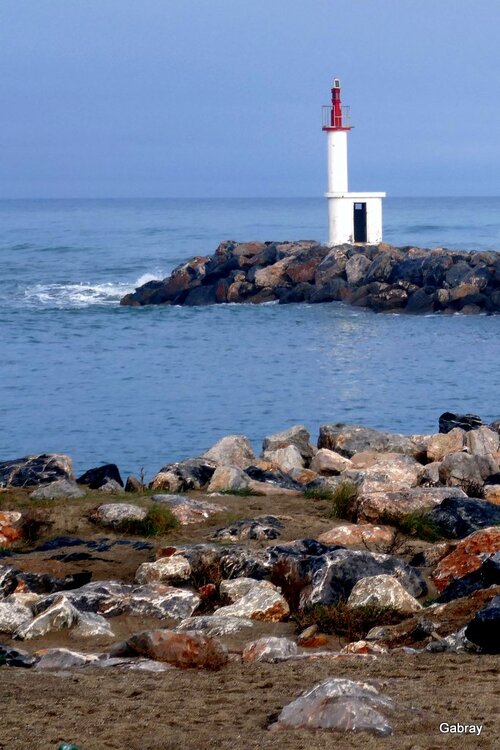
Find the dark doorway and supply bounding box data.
[353,203,367,243]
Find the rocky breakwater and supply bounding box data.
[120,240,500,314]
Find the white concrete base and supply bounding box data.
[326,192,386,245]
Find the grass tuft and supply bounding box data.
[293,601,404,642]
[117,504,179,537]
[379,511,444,542]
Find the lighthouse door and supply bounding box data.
[353,203,367,243]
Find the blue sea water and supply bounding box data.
[1,197,499,478]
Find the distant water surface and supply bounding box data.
[1,197,499,477]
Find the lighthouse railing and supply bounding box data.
[322,105,351,129]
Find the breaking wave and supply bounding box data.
[21,272,163,309]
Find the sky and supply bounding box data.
[1,0,499,198]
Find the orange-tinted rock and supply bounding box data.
[432,527,500,592]
[340,640,387,655]
[242,636,297,662]
[0,511,23,546]
[318,523,395,548]
[484,485,500,505]
[298,634,329,649]
[126,629,228,670]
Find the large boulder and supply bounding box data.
[14,595,78,640]
[317,424,426,460]
[355,487,465,523]
[426,429,466,462]
[347,575,422,614]
[466,426,500,457]
[89,503,146,528]
[262,425,315,463]
[431,527,500,592]
[345,454,424,494]
[317,523,396,548]
[310,449,352,475]
[206,466,250,493]
[151,495,225,524]
[262,445,305,473]
[436,553,500,603]
[439,451,498,487]
[76,463,123,489]
[0,454,73,488]
[426,496,500,538]
[270,678,396,735]
[30,479,85,500]
[0,601,33,635]
[135,556,192,585]
[242,636,297,663]
[464,595,500,653]
[211,516,284,542]
[125,629,228,669]
[215,579,289,622]
[150,458,216,492]
[202,435,255,468]
[0,511,23,546]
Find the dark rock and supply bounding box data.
[426,496,500,539]
[17,570,92,596]
[153,458,216,491]
[464,595,500,653]
[262,425,315,462]
[244,465,303,491]
[437,552,500,603]
[0,644,37,668]
[277,282,314,304]
[310,277,348,302]
[77,463,123,489]
[0,565,18,597]
[184,284,217,306]
[211,516,284,542]
[0,454,73,488]
[405,288,435,313]
[438,412,483,434]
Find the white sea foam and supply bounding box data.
[22,272,163,309]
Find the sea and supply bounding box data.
[1,197,499,479]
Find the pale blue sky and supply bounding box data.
[1,0,499,197]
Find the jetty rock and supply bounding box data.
[120,240,500,314]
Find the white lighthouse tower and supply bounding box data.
[323,79,385,245]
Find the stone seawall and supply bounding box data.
[120,241,500,314]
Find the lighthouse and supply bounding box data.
[323,79,385,245]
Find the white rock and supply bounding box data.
[207,466,250,493]
[347,574,422,614]
[176,615,254,637]
[243,636,298,662]
[310,449,352,475]
[73,611,114,638]
[91,503,147,527]
[216,580,289,622]
[263,445,305,473]
[34,648,99,670]
[135,556,191,585]
[203,435,256,468]
[0,601,33,635]
[15,595,79,640]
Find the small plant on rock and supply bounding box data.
[460,480,485,499]
[20,508,54,544]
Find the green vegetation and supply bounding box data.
[118,504,179,537]
[379,510,444,542]
[304,481,358,520]
[303,486,335,501]
[293,601,404,642]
